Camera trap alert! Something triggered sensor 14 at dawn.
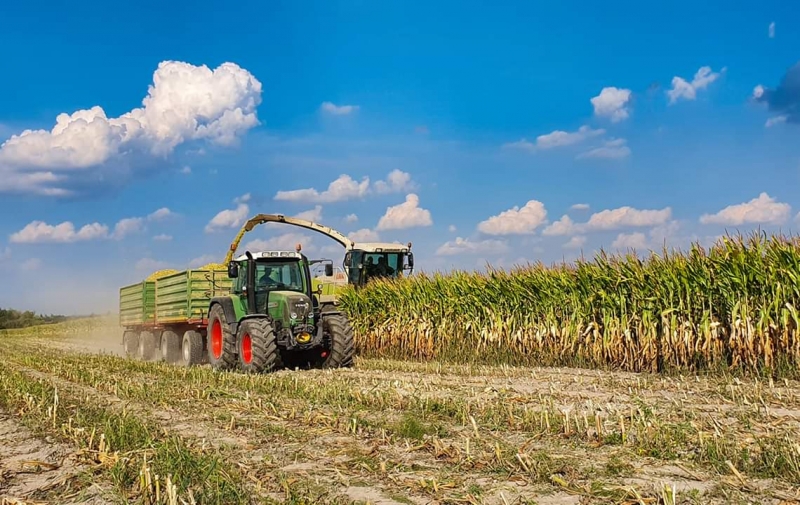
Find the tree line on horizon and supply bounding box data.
[0,307,72,330]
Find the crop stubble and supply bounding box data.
[2,320,800,504]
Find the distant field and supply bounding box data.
[1,317,799,504]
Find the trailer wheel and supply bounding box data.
[207,303,236,370]
[236,318,279,373]
[181,330,205,366]
[160,330,182,364]
[123,331,139,357]
[319,313,355,368]
[138,331,157,361]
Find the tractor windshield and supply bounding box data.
[254,259,306,293]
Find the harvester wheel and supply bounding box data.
[181,330,205,366]
[138,331,157,361]
[160,330,181,364]
[207,304,236,371]
[236,318,279,373]
[123,331,139,357]
[320,314,355,368]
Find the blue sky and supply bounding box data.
[1,0,799,314]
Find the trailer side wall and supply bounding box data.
[119,281,156,327]
[155,269,233,324]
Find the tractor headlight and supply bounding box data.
[296,331,312,344]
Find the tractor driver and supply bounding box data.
[257,266,280,288]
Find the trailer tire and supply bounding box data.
[236,318,280,373]
[207,303,237,371]
[123,331,139,357]
[320,313,355,368]
[138,331,157,361]
[160,330,182,364]
[181,330,205,366]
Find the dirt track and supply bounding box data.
[2,324,800,504]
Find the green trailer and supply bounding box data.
[120,267,232,364]
[119,246,356,373]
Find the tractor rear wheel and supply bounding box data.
[123,331,138,357]
[320,314,355,368]
[236,318,280,373]
[138,331,157,361]
[181,330,205,366]
[160,330,182,364]
[207,304,237,370]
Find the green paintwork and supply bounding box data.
[119,280,156,326]
[229,293,247,321]
[155,269,233,323]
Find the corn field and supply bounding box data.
[339,232,800,375]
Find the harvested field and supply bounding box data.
[2,319,800,504]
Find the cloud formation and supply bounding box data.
[753,61,800,124]
[542,206,672,236]
[577,138,631,160]
[503,126,605,153]
[274,170,415,203]
[667,66,722,104]
[591,87,632,122]
[477,200,548,235]
[436,237,508,256]
[376,194,433,230]
[699,192,791,226]
[0,60,262,196]
[320,102,359,115]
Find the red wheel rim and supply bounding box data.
[211,320,222,359]
[241,333,252,364]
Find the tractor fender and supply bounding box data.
[210,297,239,335]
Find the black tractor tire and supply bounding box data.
[122,331,139,358]
[320,313,355,368]
[160,330,182,364]
[138,331,157,361]
[207,304,237,371]
[181,330,205,366]
[236,318,280,373]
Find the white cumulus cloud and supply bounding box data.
[591,87,632,122]
[563,235,587,249]
[374,169,416,194]
[294,205,323,222]
[612,232,649,250]
[243,232,316,254]
[477,200,548,235]
[10,221,109,243]
[699,192,791,226]
[0,60,262,196]
[578,138,631,160]
[667,66,722,104]
[112,217,145,240]
[348,228,381,242]
[275,174,370,203]
[570,203,590,211]
[503,125,605,153]
[436,237,508,256]
[344,213,358,223]
[205,194,251,233]
[320,102,359,115]
[542,215,578,236]
[274,170,415,203]
[376,194,433,230]
[543,206,672,237]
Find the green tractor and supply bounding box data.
[206,248,355,372]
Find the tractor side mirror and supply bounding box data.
[227,262,239,278]
[325,263,333,277]
[407,252,414,269]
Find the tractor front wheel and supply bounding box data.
[236,318,280,373]
[320,314,355,368]
[207,304,237,371]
